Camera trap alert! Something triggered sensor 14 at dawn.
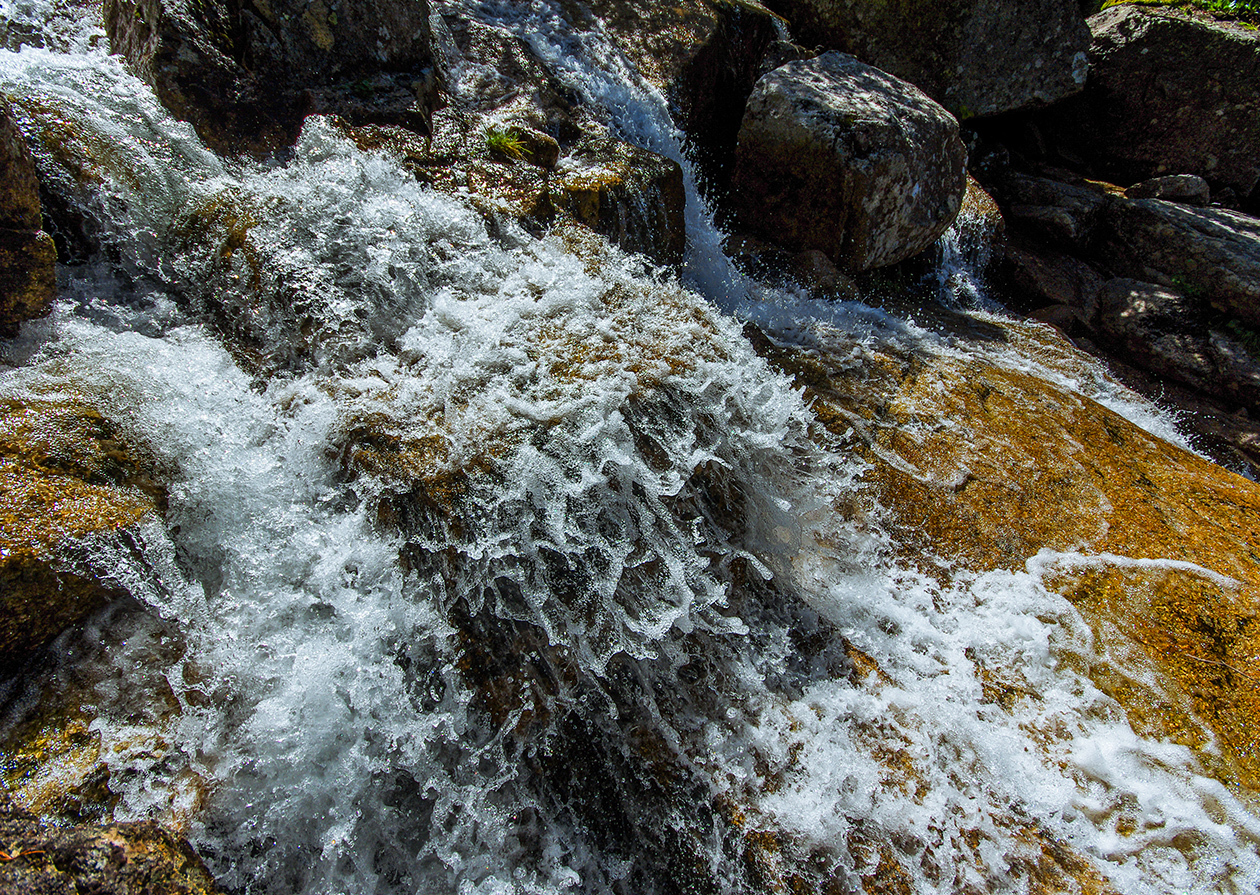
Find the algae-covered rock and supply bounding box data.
[732,52,966,271]
[0,398,164,667]
[552,137,686,265]
[762,0,1090,119]
[0,789,224,895]
[102,0,441,156]
[754,318,1260,794]
[0,99,56,336]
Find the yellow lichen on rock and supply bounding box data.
[0,398,164,665]
[756,317,1260,797]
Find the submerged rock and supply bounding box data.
[762,0,1090,118]
[0,398,165,667]
[731,52,966,272]
[756,318,1260,795]
[1035,5,1260,207]
[0,100,56,336]
[102,0,441,156]
[0,790,223,895]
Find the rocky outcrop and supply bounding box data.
[0,790,223,895]
[1094,198,1260,330]
[762,0,1090,119]
[731,52,966,272]
[993,174,1260,331]
[1096,278,1260,409]
[559,0,781,186]
[0,399,165,667]
[1034,6,1260,207]
[102,0,441,156]
[0,100,56,336]
[983,162,1260,470]
[755,318,1260,793]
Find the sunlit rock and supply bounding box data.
[102,0,441,156]
[732,52,966,271]
[761,0,1090,119]
[552,137,686,264]
[755,317,1260,795]
[1125,174,1211,206]
[0,398,166,666]
[0,789,223,894]
[0,99,55,336]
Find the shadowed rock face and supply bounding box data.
[0,100,55,336]
[1037,6,1260,206]
[762,0,1090,119]
[731,52,966,272]
[102,0,441,157]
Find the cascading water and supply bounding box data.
[2,2,1259,894]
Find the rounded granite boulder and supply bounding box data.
[731,52,967,272]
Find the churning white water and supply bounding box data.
[2,2,1258,894]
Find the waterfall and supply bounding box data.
[2,3,1258,894]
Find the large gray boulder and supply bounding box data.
[730,52,966,272]
[103,0,441,156]
[1039,6,1260,206]
[762,0,1090,119]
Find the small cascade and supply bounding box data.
[1,3,1258,895]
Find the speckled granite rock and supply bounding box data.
[731,52,966,271]
[762,0,1090,118]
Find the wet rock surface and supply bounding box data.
[0,100,55,336]
[755,317,1260,794]
[560,0,780,187]
[102,0,441,156]
[0,398,165,667]
[762,0,1090,119]
[0,789,223,895]
[731,52,966,272]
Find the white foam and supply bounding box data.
[1,3,1257,894]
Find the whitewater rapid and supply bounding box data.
[1,2,1257,894]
